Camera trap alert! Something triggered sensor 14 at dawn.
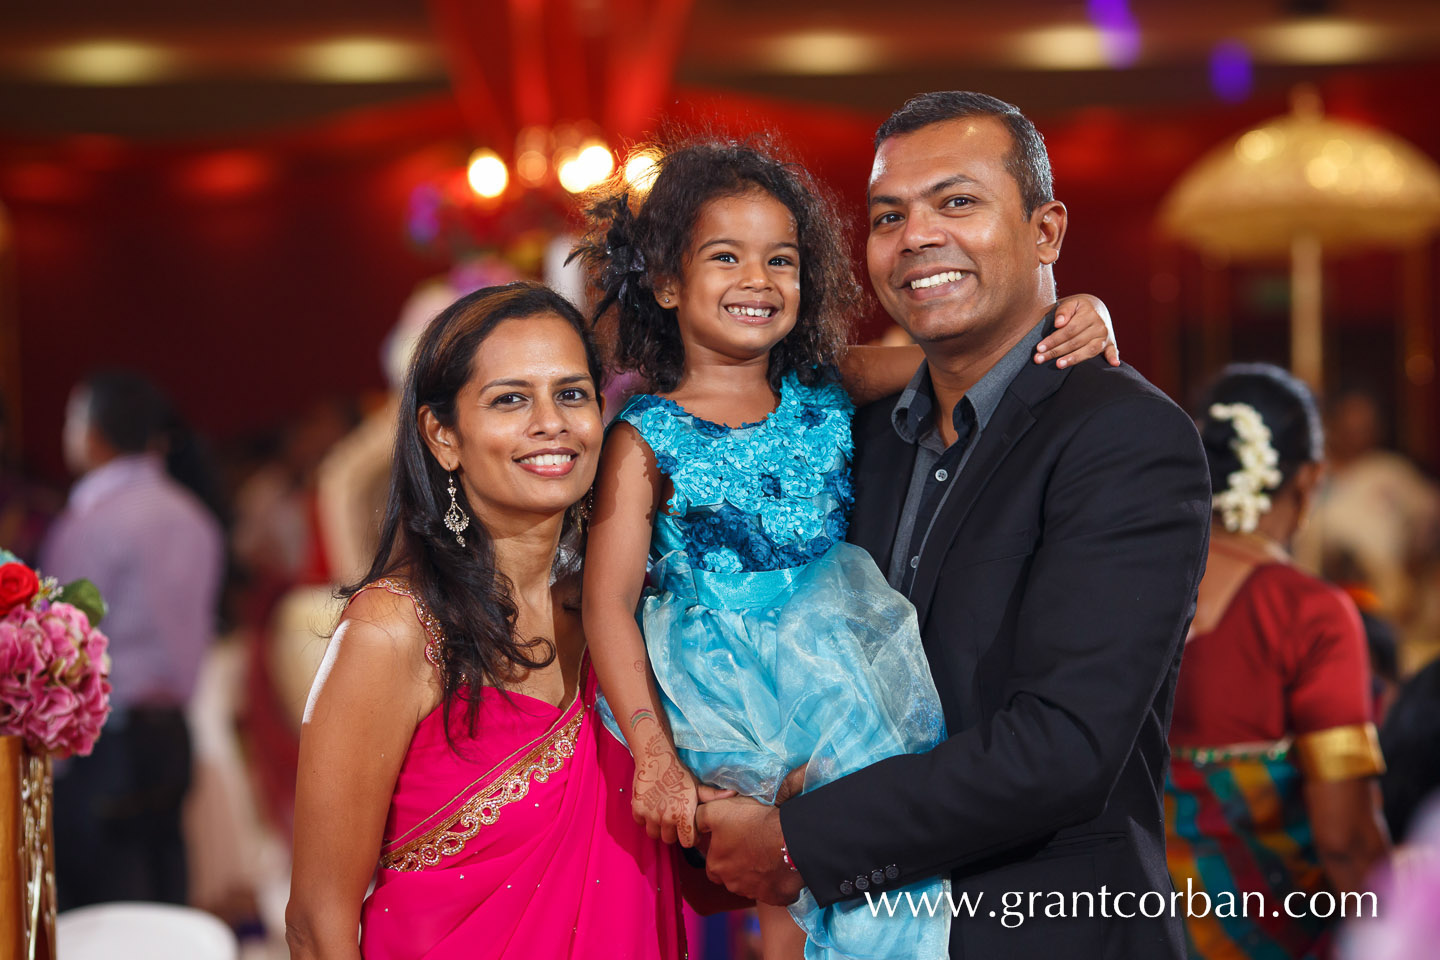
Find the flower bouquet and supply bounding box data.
[0,548,110,960]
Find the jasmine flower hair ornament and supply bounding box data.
[1209,402,1284,533]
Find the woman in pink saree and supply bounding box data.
[286,283,699,959]
[354,582,683,958]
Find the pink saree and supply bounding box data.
[356,581,684,959]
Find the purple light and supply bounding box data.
[1087,0,1132,30]
[1087,0,1140,67]
[1210,40,1253,102]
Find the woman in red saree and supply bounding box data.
[1166,364,1390,960]
[286,283,700,959]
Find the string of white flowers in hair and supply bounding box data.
[1209,402,1284,533]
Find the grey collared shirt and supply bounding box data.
[886,319,1049,591]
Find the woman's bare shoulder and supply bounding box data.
[331,583,440,680]
[309,584,440,725]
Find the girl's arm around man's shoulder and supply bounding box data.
[835,294,1121,407]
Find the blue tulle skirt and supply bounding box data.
[600,541,950,960]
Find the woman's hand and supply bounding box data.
[631,719,704,846]
[1035,294,1119,369]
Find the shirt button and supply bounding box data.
[935,468,949,482]
[871,869,886,885]
[885,865,900,879]
[909,556,919,569]
[840,880,855,896]
[855,876,870,891]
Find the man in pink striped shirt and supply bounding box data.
[41,370,224,907]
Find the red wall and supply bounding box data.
[4,65,1438,481]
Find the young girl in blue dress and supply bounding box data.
[575,136,1117,959]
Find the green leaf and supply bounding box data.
[57,579,107,628]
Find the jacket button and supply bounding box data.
[855,876,870,891]
[839,881,854,896]
[871,869,886,885]
[885,864,899,880]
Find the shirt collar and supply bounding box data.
[891,363,936,445]
[68,453,166,513]
[890,317,1049,445]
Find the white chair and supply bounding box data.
[57,903,238,960]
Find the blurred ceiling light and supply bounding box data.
[558,141,615,194]
[623,150,662,193]
[1235,129,1280,164]
[1251,19,1392,64]
[516,149,548,186]
[34,41,179,85]
[293,38,433,83]
[577,142,615,180]
[466,150,509,199]
[1009,26,1113,70]
[755,31,885,75]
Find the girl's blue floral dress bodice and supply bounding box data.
[616,371,855,575]
[607,368,949,960]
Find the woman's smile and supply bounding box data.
[515,448,580,478]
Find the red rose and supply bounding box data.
[0,563,40,617]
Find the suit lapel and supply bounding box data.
[907,353,1068,633]
[847,412,915,571]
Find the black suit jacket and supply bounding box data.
[780,352,1211,959]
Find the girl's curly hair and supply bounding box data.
[570,133,860,392]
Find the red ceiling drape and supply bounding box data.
[427,0,694,151]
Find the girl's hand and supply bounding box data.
[774,764,808,805]
[1035,294,1119,369]
[632,724,704,847]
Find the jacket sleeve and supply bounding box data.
[780,392,1211,906]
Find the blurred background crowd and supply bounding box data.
[2,1,1439,957]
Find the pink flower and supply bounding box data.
[0,615,44,685]
[0,602,111,755]
[24,684,78,746]
[40,613,79,668]
[66,670,111,757]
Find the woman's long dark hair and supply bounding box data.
[570,133,859,392]
[341,282,604,746]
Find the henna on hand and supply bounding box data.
[631,736,699,844]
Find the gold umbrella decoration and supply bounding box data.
[1159,88,1440,390]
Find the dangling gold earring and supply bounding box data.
[443,472,470,547]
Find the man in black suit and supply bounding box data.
[695,92,1211,958]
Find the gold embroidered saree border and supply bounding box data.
[365,577,445,668]
[379,707,586,872]
[1295,722,1385,782]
